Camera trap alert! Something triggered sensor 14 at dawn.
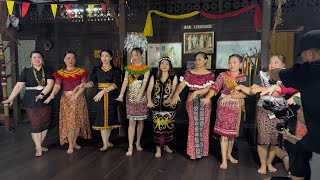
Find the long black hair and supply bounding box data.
[100,49,114,67]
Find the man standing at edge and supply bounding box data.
[274,30,320,180]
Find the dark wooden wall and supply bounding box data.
[9,0,320,142]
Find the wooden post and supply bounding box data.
[119,0,126,53]
[118,0,127,136]
[260,0,272,71]
[0,34,11,129]
[9,36,21,126]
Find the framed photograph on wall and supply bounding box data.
[147,42,182,68]
[186,61,195,70]
[183,32,214,54]
[216,40,261,69]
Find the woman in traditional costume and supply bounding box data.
[116,47,151,156]
[171,52,215,159]
[44,51,91,154]
[202,54,248,169]
[234,54,287,174]
[81,49,121,151]
[2,51,54,157]
[147,57,178,158]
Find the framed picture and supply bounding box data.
[216,40,261,69]
[183,31,214,54]
[147,42,182,68]
[186,61,195,70]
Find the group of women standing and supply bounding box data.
[3,47,293,175]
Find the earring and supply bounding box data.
[130,59,133,63]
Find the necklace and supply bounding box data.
[33,67,46,87]
[101,65,112,72]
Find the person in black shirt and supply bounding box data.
[275,30,320,180]
[2,51,54,157]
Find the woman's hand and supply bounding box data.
[71,94,79,101]
[163,98,172,105]
[200,97,211,105]
[73,84,83,92]
[2,98,14,106]
[170,94,180,106]
[260,85,276,96]
[115,95,124,102]
[220,95,232,105]
[147,101,155,108]
[35,94,44,102]
[187,91,197,102]
[93,90,105,102]
[44,94,54,104]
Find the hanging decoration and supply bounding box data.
[144,10,199,37]
[124,32,148,55]
[88,4,94,17]
[100,3,107,13]
[105,0,119,27]
[271,0,288,40]
[64,4,72,19]
[21,2,30,18]
[144,3,262,36]
[6,1,14,16]
[51,4,57,18]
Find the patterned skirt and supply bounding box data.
[126,94,148,121]
[186,93,211,159]
[59,92,92,145]
[214,96,243,138]
[25,106,51,133]
[256,106,284,146]
[295,108,307,138]
[153,111,175,147]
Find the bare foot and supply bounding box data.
[135,143,143,151]
[99,146,108,152]
[164,146,172,153]
[35,147,48,152]
[126,147,133,156]
[227,155,238,164]
[106,142,113,148]
[220,162,228,170]
[267,164,277,172]
[35,147,42,157]
[74,144,81,150]
[258,167,267,175]
[155,148,161,158]
[67,149,73,154]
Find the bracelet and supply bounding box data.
[119,94,123,98]
[104,88,109,93]
[40,92,45,96]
